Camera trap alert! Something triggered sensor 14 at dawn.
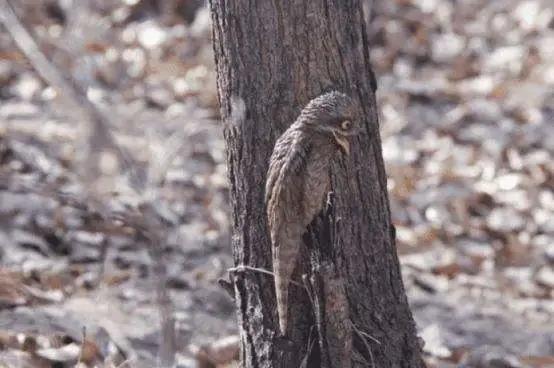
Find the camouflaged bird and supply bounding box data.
[265,91,360,336]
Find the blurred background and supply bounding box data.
[0,0,552,367]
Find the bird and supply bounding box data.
[265,91,360,336]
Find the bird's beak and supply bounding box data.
[333,132,350,156]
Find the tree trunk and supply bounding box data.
[209,1,425,367]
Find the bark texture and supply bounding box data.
[209,1,425,367]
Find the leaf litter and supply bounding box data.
[0,0,552,367]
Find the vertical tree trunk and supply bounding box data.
[209,1,425,367]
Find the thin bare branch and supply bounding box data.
[228,265,305,288]
[0,0,141,190]
[148,124,210,188]
[0,2,177,364]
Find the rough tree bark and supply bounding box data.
[209,1,425,367]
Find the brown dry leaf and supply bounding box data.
[79,338,102,365]
[432,262,462,279]
[0,331,20,350]
[190,335,240,368]
[218,362,240,368]
[521,356,554,368]
[39,271,72,290]
[103,271,132,286]
[0,269,28,308]
[85,42,109,53]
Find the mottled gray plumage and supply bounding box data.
[265,91,360,336]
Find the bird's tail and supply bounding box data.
[274,261,288,335]
[273,240,300,336]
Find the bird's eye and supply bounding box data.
[341,120,352,130]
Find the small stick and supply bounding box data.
[301,274,316,313]
[299,325,316,368]
[351,321,381,368]
[228,265,304,288]
[77,326,86,365]
[351,321,381,345]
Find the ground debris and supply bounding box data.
[0,0,552,366]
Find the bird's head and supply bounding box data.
[300,91,360,155]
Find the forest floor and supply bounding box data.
[0,1,552,367]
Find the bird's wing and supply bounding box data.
[265,130,310,335]
[265,131,308,207]
[265,131,310,243]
